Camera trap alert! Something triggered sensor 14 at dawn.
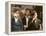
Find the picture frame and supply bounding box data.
[5,1,45,35]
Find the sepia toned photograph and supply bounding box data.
[11,4,43,32]
[5,1,45,34]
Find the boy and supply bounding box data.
[11,9,23,31]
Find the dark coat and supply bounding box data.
[22,16,32,30]
[11,18,23,31]
[22,16,26,25]
[26,18,41,30]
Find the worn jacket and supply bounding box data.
[11,18,23,31]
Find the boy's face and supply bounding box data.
[26,10,30,16]
[21,9,26,15]
[13,10,20,18]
